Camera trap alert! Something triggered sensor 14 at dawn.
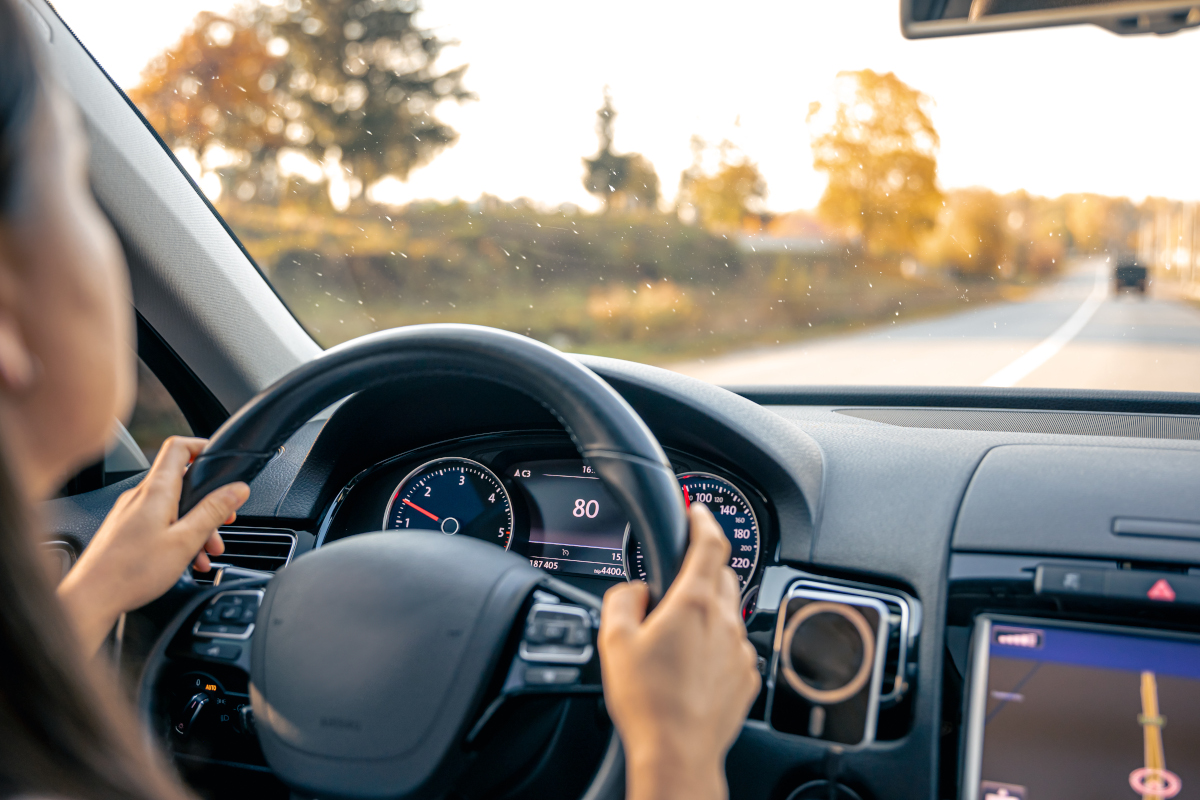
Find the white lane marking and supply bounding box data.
[982,264,1109,387]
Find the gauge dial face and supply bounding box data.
[625,472,761,591]
[383,457,513,549]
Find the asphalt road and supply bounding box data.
[670,259,1200,392]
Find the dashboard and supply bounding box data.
[46,358,1200,800]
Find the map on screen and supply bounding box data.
[977,622,1200,800]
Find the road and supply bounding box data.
[669,259,1200,392]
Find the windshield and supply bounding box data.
[54,0,1200,390]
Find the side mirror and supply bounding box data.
[902,0,1200,38]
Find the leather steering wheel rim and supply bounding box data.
[159,323,688,798]
[181,322,688,603]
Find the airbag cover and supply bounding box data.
[250,531,541,797]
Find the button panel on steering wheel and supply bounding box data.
[520,602,595,664]
[503,590,602,696]
[192,589,263,640]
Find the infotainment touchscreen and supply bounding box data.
[962,615,1200,800]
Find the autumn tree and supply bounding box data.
[1064,193,1138,253]
[582,90,661,213]
[809,69,943,256]
[677,137,767,232]
[920,188,1011,276]
[130,0,473,206]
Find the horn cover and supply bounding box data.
[250,532,542,798]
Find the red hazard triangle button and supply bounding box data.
[1147,578,1177,602]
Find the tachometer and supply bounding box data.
[383,457,513,549]
[624,472,760,591]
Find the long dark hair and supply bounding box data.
[0,3,192,798]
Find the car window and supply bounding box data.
[54,0,1200,391]
[128,358,192,462]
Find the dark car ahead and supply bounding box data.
[1114,259,1148,295]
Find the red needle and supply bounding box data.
[682,485,691,506]
[403,498,439,521]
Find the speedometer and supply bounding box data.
[624,472,761,591]
[383,457,513,549]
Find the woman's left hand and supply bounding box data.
[57,436,250,655]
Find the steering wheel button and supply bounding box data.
[196,622,250,637]
[193,641,242,661]
[219,606,241,620]
[520,603,595,663]
[541,623,568,642]
[565,626,591,646]
[524,666,581,685]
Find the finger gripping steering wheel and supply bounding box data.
[168,324,688,799]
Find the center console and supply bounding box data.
[750,550,1200,800]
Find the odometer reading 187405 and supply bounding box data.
[382,457,513,549]
[625,472,760,591]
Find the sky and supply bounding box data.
[49,0,1200,213]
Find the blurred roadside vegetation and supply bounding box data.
[129,2,1152,362]
[224,198,970,358]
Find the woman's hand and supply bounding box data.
[57,436,250,655]
[599,503,761,800]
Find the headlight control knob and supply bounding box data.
[174,692,210,738]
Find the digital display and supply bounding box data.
[965,616,1200,800]
[510,460,629,579]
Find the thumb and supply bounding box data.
[599,581,649,649]
[172,482,250,551]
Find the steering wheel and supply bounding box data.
[138,324,689,799]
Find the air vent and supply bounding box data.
[193,528,297,584]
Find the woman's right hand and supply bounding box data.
[599,503,761,800]
[57,436,249,655]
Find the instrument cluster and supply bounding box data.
[317,436,771,607]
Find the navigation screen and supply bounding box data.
[509,460,629,580]
[967,617,1200,800]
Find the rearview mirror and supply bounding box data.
[902,0,1200,38]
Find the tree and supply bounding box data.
[677,137,767,232]
[1064,193,1138,254]
[129,0,473,206]
[809,69,943,256]
[920,188,1011,276]
[582,90,661,213]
